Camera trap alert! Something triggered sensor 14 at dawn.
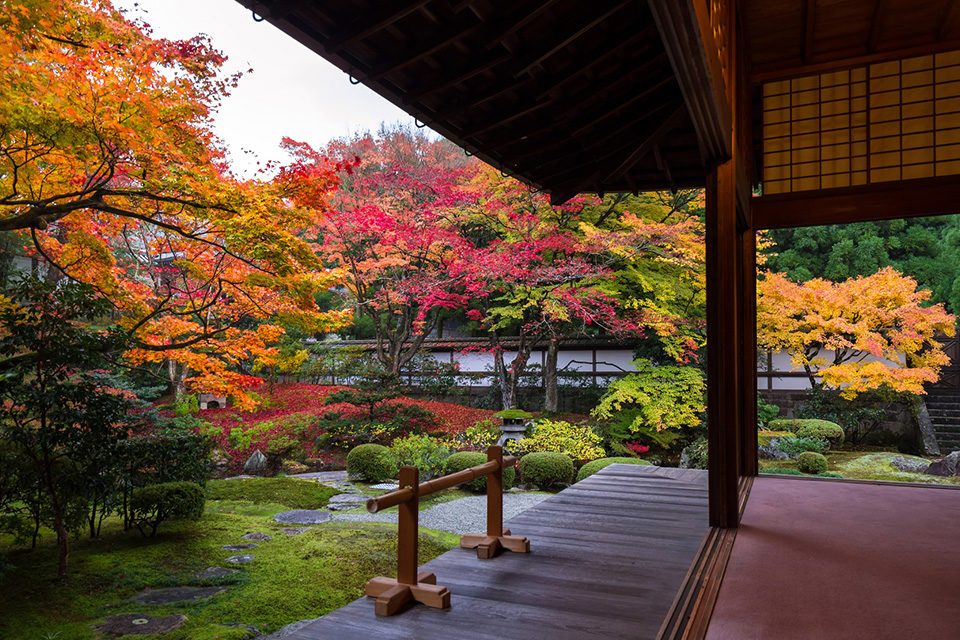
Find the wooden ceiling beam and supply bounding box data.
[405,0,564,101]
[513,1,631,77]
[867,0,889,54]
[752,176,960,230]
[458,53,666,138]
[647,0,731,167]
[440,24,657,119]
[802,0,816,63]
[939,1,960,42]
[321,0,434,51]
[602,105,688,183]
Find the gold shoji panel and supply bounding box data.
[761,51,960,195]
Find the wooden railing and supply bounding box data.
[364,445,530,616]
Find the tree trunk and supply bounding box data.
[494,350,516,410]
[544,338,559,413]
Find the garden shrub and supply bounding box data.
[444,451,516,492]
[576,457,651,482]
[129,481,205,538]
[770,419,845,447]
[391,434,451,480]
[592,359,705,450]
[774,436,829,456]
[757,397,780,427]
[265,435,305,474]
[796,451,829,474]
[316,419,400,450]
[506,420,605,462]
[346,444,399,483]
[795,421,845,447]
[680,435,708,470]
[519,452,574,489]
[757,429,794,446]
[456,419,500,451]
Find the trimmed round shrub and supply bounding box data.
[130,481,205,538]
[769,419,845,446]
[346,444,399,483]
[773,435,829,456]
[794,421,845,447]
[796,451,829,474]
[576,457,651,482]
[444,451,516,492]
[519,452,574,489]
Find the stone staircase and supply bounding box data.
[924,392,960,453]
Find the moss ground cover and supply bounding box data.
[0,478,457,639]
[760,449,960,485]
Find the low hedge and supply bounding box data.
[796,451,829,474]
[346,444,399,483]
[130,481,205,538]
[444,451,515,492]
[520,452,574,489]
[576,457,651,482]
[768,419,845,447]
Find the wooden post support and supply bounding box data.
[364,466,451,616]
[460,446,531,559]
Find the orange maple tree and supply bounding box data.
[757,267,956,398]
[0,0,350,408]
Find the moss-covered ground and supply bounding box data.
[0,478,458,639]
[760,449,960,485]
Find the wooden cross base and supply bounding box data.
[365,572,451,616]
[460,529,531,560]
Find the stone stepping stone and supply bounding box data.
[222,543,257,551]
[98,613,185,636]
[282,527,310,536]
[326,494,370,511]
[131,586,228,605]
[369,482,400,491]
[242,532,272,541]
[226,554,254,564]
[196,567,240,580]
[273,509,332,524]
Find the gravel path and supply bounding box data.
[331,492,550,535]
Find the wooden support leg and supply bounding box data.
[460,447,531,560]
[365,468,452,616]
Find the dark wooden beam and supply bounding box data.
[648,0,732,167]
[753,176,960,229]
[751,38,960,83]
[867,0,889,53]
[939,0,960,42]
[802,0,816,63]
[321,0,434,52]
[706,164,741,529]
[737,225,758,478]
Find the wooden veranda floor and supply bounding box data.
[288,465,709,640]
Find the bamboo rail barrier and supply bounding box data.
[364,445,530,616]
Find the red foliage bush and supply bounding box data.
[192,383,493,472]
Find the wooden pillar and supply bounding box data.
[738,225,758,477]
[706,165,741,529]
[396,466,419,585]
[486,446,504,538]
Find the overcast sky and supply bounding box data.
[115,0,432,176]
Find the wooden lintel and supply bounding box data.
[751,37,960,84]
[647,0,732,167]
[752,176,960,230]
[867,0,889,54]
[802,0,816,63]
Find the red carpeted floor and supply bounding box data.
[705,477,960,640]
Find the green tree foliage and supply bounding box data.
[0,278,139,577]
[591,359,706,449]
[764,217,960,316]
